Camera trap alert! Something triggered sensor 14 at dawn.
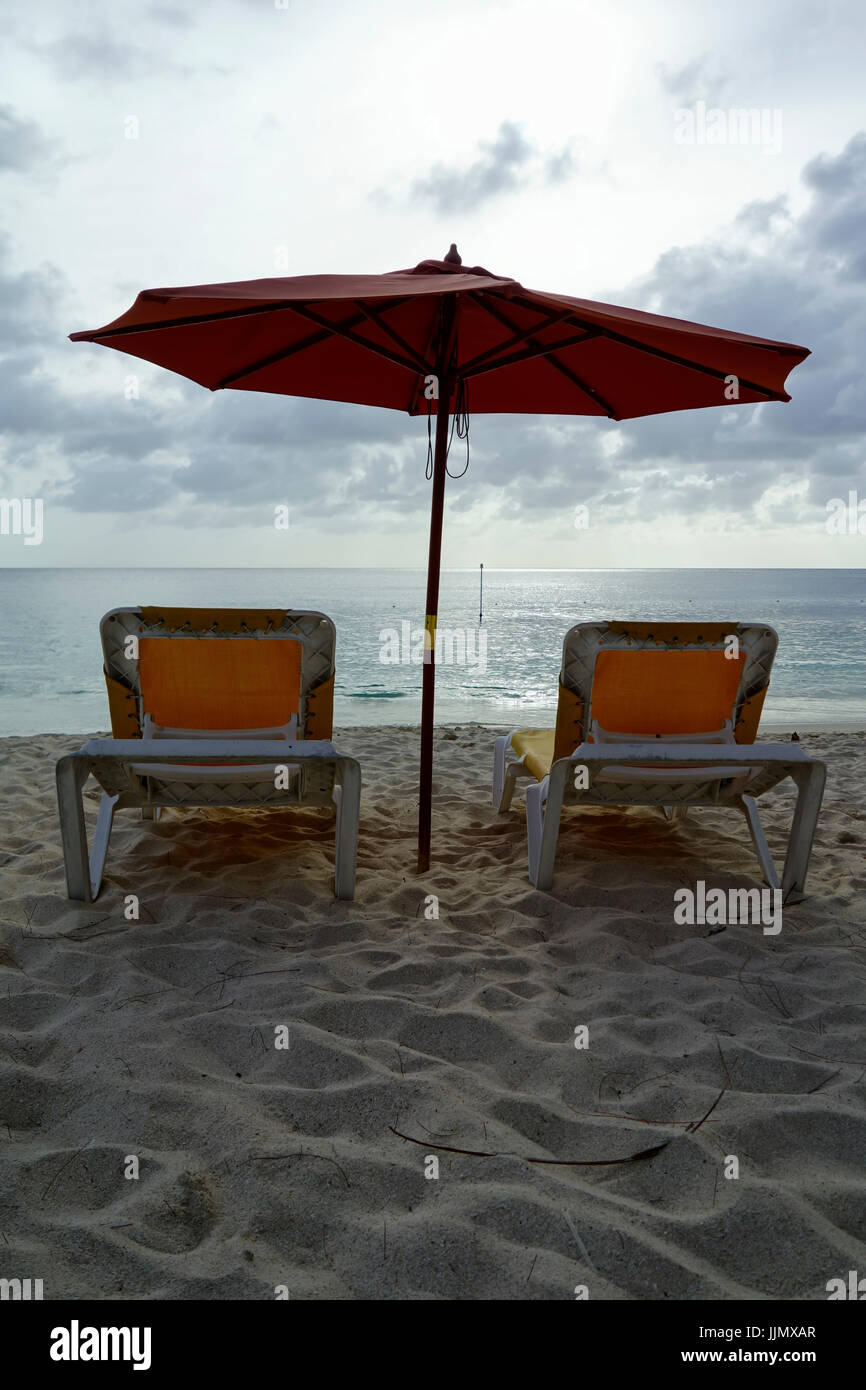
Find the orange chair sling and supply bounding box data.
[590,649,745,736]
[138,637,301,730]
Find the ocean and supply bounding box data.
[0,568,863,736]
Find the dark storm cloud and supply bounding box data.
[408,122,576,214]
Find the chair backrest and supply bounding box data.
[137,635,302,731]
[551,621,778,762]
[100,606,336,739]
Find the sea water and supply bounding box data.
[0,568,863,736]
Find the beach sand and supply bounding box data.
[1,725,864,1301]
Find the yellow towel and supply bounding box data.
[511,729,556,782]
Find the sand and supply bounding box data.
[0,725,864,1301]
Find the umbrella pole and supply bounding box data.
[417,381,451,873]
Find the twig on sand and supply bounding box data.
[563,1210,596,1270]
[250,1151,350,1189]
[685,1086,727,1134]
[111,987,173,1010]
[757,978,791,1019]
[526,1253,538,1284]
[715,1036,733,1088]
[192,965,300,1000]
[388,1126,669,1167]
[806,1068,842,1094]
[562,1102,689,1129]
[528,1144,669,1167]
[41,1139,93,1200]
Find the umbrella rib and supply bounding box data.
[507,293,790,401]
[215,303,424,389]
[268,301,425,377]
[459,298,579,374]
[71,300,310,342]
[406,305,450,415]
[70,294,416,343]
[462,328,602,380]
[475,294,620,418]
[352,301,430,373]
[216,323,340,387]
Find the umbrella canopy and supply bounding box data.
[71,251,808,417]
[71,248,810,870]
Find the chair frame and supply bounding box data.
[493,621,826,898]
[56,607,360,901]
[57,739,361,902]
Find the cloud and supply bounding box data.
[0,234,66,347]
[407,121,576,214]
[568,132,866,527]
[799,131,866,279]
[0,105,56,173]
[656,54,730,108]
[2,130,864,542]
[147,3,196,26]
[33,31,156,81]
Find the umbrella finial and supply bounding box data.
[444,243,462,265]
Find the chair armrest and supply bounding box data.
[74,738,342,763]
[563,742,822,769]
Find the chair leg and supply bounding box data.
[535,768,566,891]
[90,792,119,899]
[56,759,117,902]
[741,794,780,890]
[333,760,361,900]
[782,762,826,901]
[493,736,519,811]
[56,755,92,902]
[525,779,546,886]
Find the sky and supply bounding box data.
[0,0,864,568]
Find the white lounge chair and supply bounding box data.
[56,605,361,901]
[492,621,825,899]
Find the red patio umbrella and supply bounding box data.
[70,246,810,871]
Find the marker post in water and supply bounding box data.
[479,563,484,623]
